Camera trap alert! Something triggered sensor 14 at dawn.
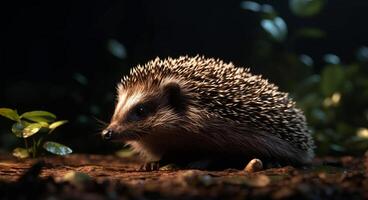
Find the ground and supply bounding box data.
[0,153,367,200]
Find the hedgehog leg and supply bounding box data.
[139,161,160,171]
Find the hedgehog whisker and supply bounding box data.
[92,132,103,136]
[92,116,109,127]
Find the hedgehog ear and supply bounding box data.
[162,82,186,112]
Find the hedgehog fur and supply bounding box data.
[104,56,315,168]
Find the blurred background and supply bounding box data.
[1,0,367,156]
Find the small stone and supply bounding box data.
[244,158,263,173]
[61,171,92,185]
[177,170,213,186]
[159,164,179,171]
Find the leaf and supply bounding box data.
[0,108,20,122]
[12,148,30,159]
[43,141,72,156]
[299,54,314,67]
[38,121,50,127]
[21,111,56,123]
[260,17,288,42]
[11,122,25,137]
[323,54,340,65]
[115,148,135,158]
[356,46,368,62]
[23,123,43,138]
[289,0,325,17]
[320,65,345,96]
[107,39,127,59]
[49,120,68,133]
[260,4,275,15]
[49,120,68,129]
[240,1,261,12]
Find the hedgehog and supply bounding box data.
[102,56,314,170]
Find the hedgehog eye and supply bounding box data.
[127,103,150,122]
[135,104,146,117]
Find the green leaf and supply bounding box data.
[320,65,345,96]
[11,122,25,137]
[23,123,43,138]
[115,148,135,158]
[0,108,20,122]
[38,121,50,128]
[43,141,72,155]
[289,0,325,17]
[12,148,30,159]
[49,120,68,130]
[49,120,68,133]
[21,111,56,123]
[260,17,288,42]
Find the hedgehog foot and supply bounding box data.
[139,161,160,171]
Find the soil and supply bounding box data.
[0,153,367,200]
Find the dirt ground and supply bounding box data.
[0,153,367,200]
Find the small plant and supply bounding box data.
[0,108,72,158]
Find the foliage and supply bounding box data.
[289,0,326,17]
[0,108,72,158]
[297,61,368,155]
[241,0,368,155]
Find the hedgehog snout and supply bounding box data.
[102,125,142,141]
[102,129,115,141]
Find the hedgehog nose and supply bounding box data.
[102,129,113,141]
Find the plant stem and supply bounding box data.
[32,137,36,158]
[38,136,44,148]
[24,138,29,152]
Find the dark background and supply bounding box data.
[1,0,368,155]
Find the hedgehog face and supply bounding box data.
[102,80,187,142]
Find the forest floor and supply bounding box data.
[0,153,367,200]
